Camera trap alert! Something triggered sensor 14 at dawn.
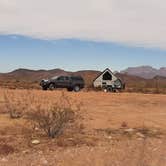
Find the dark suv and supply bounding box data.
[40,75,85,92]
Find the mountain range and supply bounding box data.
[0,68,100,88]
[1,66,166,80]
[121,66,166,79]
[0,66,166,91]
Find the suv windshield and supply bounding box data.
[51,76,58,80]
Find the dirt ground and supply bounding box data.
[0,89,165,166]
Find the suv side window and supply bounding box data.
[71,77,82,81]
[64,76,69,81]
[57,76,65,81]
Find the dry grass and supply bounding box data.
[1,79,166,94]
[2,89,83,138]
[0,144,15,156]
[0,89,165,165]
[96,126,163,140]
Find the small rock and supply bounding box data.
[35,127,39,131]
[38,151,43,154]
[1,157,8,162]
[136,132,145,138]
[152,148,158,151]
[40,157,48,165]
[67,138,74,141]
[90,148,94,152]
[22,150,29,154]
[124,128,134,133]
[137,138,144,141]
[31,139,40,145]
[107,136,112,139]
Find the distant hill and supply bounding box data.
[0,67,166,93]
[0,68,70,81]
[0,68,100,88]
[121,66,166,79]
[116,73,166,89]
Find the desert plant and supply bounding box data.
[28,92,81,138]
[3,90,82,138]
[28,106,75,138]
[3,90,31,118]
[3,91,23,118]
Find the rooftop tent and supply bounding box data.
[103,71,112,80]
[93,68,118,88]
[93,68,125,91]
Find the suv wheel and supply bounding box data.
[49,83,55,90]
[73,85,80,92]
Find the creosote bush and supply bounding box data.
[3,90,29,118]
[3,90,82,138]
[28,106,75,138]
[28,92,82,138]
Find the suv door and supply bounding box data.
[64,76,71,88]
[56,76,66,88]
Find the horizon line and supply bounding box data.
[1,65,166,74]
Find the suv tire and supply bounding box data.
[49,83,55,90]
[73,85,80,92]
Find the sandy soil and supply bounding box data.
[0,89,165,166]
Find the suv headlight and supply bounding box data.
[40,79,48,85]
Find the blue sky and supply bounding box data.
[0,35,166,73]
[1,0,166,73]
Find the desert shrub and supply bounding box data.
[4,91,25,118]
[3,90,34,118]
[121,121,128,128]
[28,92,82,138]
[0,144,15,155]
[28,106,75,138]
[3,90,82,138]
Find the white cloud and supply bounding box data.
[0,0,166,48]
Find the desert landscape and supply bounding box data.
[1,0,166,165]
[0,89,165,166]
[1,67,166,94]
